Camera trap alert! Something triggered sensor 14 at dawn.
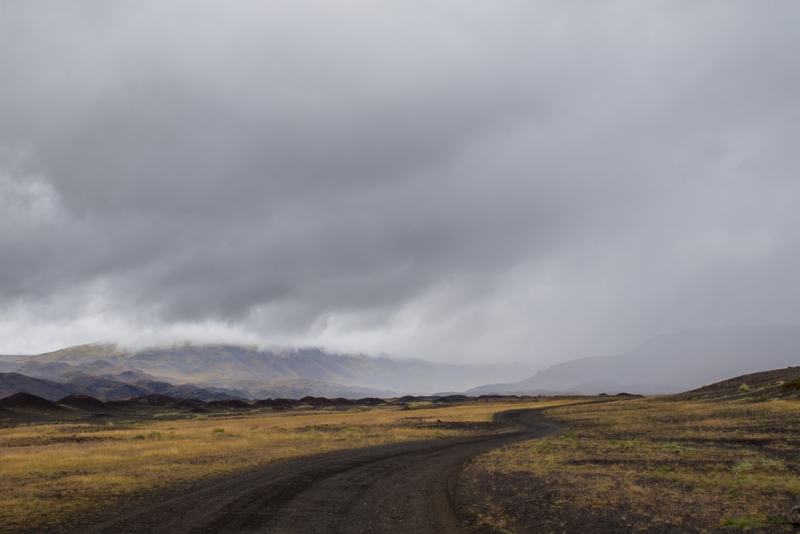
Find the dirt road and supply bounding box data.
[53,409,558,534]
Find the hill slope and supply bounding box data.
[0,372,243,402]
[670,366,800,401]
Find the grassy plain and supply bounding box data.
[461,397,800,533]
[0,398,573,532]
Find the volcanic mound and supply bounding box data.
[57,394,108,411]
[0,392,65,411]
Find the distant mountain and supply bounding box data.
[467,326,800,395]
[15,344,531,395]
[0,361,19,373]
[12,359,158,384]
[0,373,76,400]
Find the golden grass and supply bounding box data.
[463,397,800,531]
[0,399,574,532]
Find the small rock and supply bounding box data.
[789,504,800,527]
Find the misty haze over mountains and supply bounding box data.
[0,344,531,400]
[469,326,800,395]
[2,325,800,400]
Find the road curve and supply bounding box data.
[57,409,559,534]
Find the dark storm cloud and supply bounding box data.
[1,1,799,361]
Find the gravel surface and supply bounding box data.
[43,409,558,534]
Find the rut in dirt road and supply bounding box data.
[50,409,559,534]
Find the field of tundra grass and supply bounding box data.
[459,397,800,533]
[0,397,576,532]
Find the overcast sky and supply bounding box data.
[1,1,799,365]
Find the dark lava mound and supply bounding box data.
[434,395,470,403]
[0,392,65,411]
[355,397,387,406]
[392,395,438,404]
[206,399,252,410]
[252,399,295,409]
[168,399,206,409]
[329,397,356,406]
[298,396,338,407]
[57,394,108,411]
[128,394,180,406]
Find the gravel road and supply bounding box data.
[53,409,559,534]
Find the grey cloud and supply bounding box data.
[0,1,799,362]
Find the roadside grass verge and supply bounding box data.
[0,398,575,532]
[461,398,800,532]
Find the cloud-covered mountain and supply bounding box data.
[11,344,531,396]
[7,328,800,399]
[468,326,800,395]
